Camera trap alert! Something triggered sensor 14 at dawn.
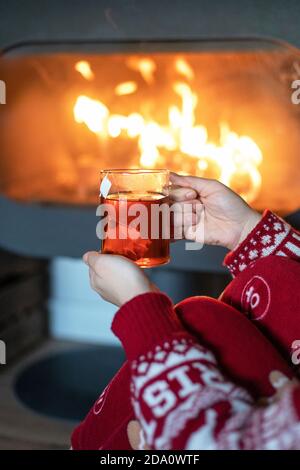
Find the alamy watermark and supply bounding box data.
[291,62,300,105]
[0,79,6,104]
[96,200,205,251]
[291,340,300,365]
[291,80,300,104]
[0,340,6,365]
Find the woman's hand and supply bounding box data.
[170,173,261,251]
[83,252,154,307]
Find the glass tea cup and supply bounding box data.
[99,169,170,267]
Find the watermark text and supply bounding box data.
[0,80,6,104]
[0,340,6,365]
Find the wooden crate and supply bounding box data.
[0,249,49,366]
[0,305,48,364]
[0,249,47,282]
[0,273,48,330]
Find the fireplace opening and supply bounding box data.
[0,38,299,214]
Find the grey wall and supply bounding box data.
[0,0,300,49]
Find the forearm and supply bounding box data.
[221,210,300,365]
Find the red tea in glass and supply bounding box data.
[99,170,170,267]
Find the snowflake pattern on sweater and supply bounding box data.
[130,337,253,449]
[127,335,300,450]
[224,210,300,277]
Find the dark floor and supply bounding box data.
[0,340,82,450]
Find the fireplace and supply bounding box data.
[0,37,299,262]
[1,38,300,209]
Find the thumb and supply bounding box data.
[170,186,198,201]
[83,251,100,268]
[170,172,213,196]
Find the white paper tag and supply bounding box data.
[100,174,112,198]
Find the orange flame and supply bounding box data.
[73,60,262,203]
[126,57,156,84]
[115,81,137,96]
[75,61,94,80]
[175,58,195,81]
[74,96,108,133]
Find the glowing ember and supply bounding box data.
[74,60,94,80]
[115,81,137,96]
[73,59,263,203]
[126,57,156,84]
[175,58,195,81]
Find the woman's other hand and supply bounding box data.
[83,252,155,307]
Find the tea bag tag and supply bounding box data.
[100,174,112,198]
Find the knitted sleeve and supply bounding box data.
[224,210,300,277]
[112,292,300,450]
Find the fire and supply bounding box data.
[175,58,194,81]
[126,57,156,84]
[73,60,263,203]
[74,96,108,133]
[75,60,94,80]
[115,81,137,96]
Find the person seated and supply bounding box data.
[72,173,300,450]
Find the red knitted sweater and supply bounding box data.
[72,210,300,450]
